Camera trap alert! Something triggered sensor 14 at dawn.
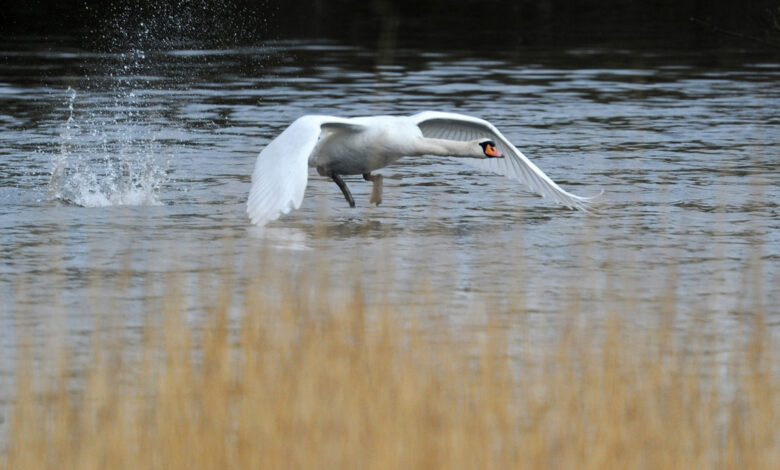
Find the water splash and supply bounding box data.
[48,87,76,201]
[96,0,264,52]
[49,86,167,207]
[47,0,268,208]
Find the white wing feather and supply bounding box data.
[247,115,368,226]
[246,116,322,226]
[413,111,597,211]
[246,115,362,225]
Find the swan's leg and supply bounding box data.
[330,173,355,208]
[363,173,383,206]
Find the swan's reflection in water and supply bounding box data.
[248,226,311,251]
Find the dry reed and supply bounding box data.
[1,257,777,470]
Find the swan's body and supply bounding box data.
[247,111,596,226]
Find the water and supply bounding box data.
[1,35,779,404]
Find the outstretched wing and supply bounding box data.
[413,111,598,211]
[247,115,359,226]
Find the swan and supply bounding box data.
[247,111,597,226]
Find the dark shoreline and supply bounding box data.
[2,0,778,52]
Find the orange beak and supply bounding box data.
[485,144,503,158]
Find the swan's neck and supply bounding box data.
[412,138,480,158]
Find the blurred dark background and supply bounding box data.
[1,0,779,50]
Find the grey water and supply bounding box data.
[1,34,779,407]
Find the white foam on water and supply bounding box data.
[49,86,167,208]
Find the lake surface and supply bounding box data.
[1,36,778,402]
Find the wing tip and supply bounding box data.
[246,191,303,227]
[560,189,605,213]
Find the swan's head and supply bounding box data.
[478,139,503,158]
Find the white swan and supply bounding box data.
[247,111,597,226]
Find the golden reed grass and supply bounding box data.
[2,261,778,470]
